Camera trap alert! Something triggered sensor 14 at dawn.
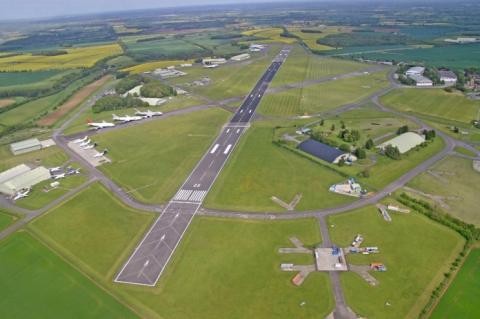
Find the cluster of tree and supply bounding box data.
[115,75,143,94]
[424,68,442,85]
[338,129,361,142]
[140,80,176,98]
[311,131,339,147]
[211,33,243,40]
[280,27,299,39]
[365,138,374,149]
[384,144,401,160]
[422,129,436,140]
[355,148,367,159]
[92,95,149,113]
[300,29,323,34]
[398,74,416,86]
[31,50,68,56]
[455,70,466,91]
[136,35,166,43]
[397,125,409,135]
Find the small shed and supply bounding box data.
[10,138,42,155]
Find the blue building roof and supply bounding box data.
[298,139,346,163]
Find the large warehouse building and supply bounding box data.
[0,165,50,196]
[378,132,426,154]
[298,139,357,164]
[10,138,42,155]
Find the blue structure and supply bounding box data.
[298,139,349,164]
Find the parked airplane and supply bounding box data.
[49,166,62,173]
[93,149,108,158]
[66,168,81,176]
[52,173,66,180]
[112,114,143,123]
[13,188,30,201]
[73,136,88,144]
[134,109,163,118]
[87,120,115,129]
[82,142,97,150]
[79,139,91,147]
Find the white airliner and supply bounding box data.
[52,173,66,180]
[112,114,143,123]
[93,149,108,158]
[79,139,91,147]
[82,143,97,150]
[13,188,30,201]
[49,166,62,173]
[73,136,88,144]
[134,109,163,118]
[87,120,115,129]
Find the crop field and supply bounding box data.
[0,44,123,71]
[0,98,15,108]
[270,46,370,88]
[37,75,113,126]
[122,59,195,74]
[241,27,297,44]
[0,145,68,172]
[30,183,154,278]
[340,43,480,69]
[406,156,480,226]
[0,210,16,231]
[328,206,464,319]
[381,89,480,124]
[0,231,139,319]
[0,70,79,96]
[204,124,354,212]
[430,249,480,319]
[288,26,351,51]
[0,71,102,128]
[63,93,205,136]
[259,69,389,116]
[94,108,229,204]
[182,32,243,56]
[122,36,207,60]
[117,217,333,319]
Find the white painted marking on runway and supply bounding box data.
[210,144,219,154]
[248,109,252,114]
[236,129,240,134]
[226,128,230,133]
[240,109,244,113]
[224,144,232,154]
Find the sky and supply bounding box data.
[0,0,289,20]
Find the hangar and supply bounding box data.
[378,132,425,154]
[10,138,42,155]
[0,164,51,196]
[298,139,357,164]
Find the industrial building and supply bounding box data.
[405,66,425,76]
[439,70,458,85]
[202,58,227,66]
[249,44,266,52]
[378,132,426,154]
[10,138,42,155]
[0,164,50,196]
[230,53,250,61]
[408,74,433,87]
[298,139,357,164]
[152,68,186,79]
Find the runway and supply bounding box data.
[114,47,291,286]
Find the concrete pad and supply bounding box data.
[315,248,348,271]
[68,141,111,167]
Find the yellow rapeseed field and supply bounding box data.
[241,27,297,44]
[0,44,123,71]
[288,26,351,51]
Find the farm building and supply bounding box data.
[230,53,251,61]
[378,132,425,154]
[298,139,357,164]
[405,66,425,76]
[439,70,458,85]
[10,138,42,155]
[0,165,50,196]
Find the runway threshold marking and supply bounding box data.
[224,144,232,154]
[210,144,220,154]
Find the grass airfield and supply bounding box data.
[328,206,464,319]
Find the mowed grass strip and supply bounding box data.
[260,70,389,116]
[120,217,334,319]
[30,183,155,278]
[0,210,17,231]
[381,88,480,124]
[0,231,139,319]
[95,108,230,204]
[328,206,465,319]
[205,125,354,212]
[430,248,480,319]
[0,44,123,71]
[0,145,68,171]
[37,75,113,126]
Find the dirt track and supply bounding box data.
[37,75,112,126]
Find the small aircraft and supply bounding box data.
[52,173,66,180]
[13,188,30,201]
[134,109,163,118]
[82,142,97,150]
[49,166,62,173]
[112,114,143,123]
[93,149,108,158]
[66,168,81,176]
[79,139,91,147]
[73,136,88,144]
[87,120,115,129]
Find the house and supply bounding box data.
[298,139,357,164]
[438,70,457,85]
[377,132,425,154]
[405,66,425,76]
[10,138,42,155]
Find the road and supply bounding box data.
[113,47,292,286]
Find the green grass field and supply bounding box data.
[270,46,370,88]
[381,89,480,124]
[328,206,464,319]
[30,183,155,278]
[259,70,389,116]
[0,231,139,319]
[430,248,480,319]
[119,217,333,319]
[406,156,480,226]
[0,210,17,231]
[204,123,354,212]
[0,145,68,171]
[95,108,230,204]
